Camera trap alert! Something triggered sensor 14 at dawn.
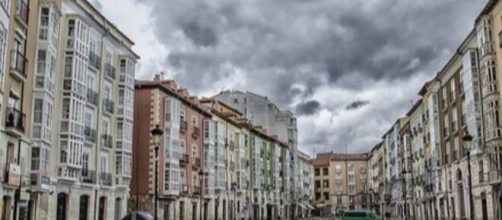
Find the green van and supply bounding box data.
[341,210,383,220]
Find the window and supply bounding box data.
[323,180,329,188]
[39,7,49,40]
[315,180,320,188]
[82,153,89,176]
[450,78,456,102]
[442,86,448,108]
[348,174,355,182]
[103,82,111,99]
[101,118,110,135]
[452,110,458,133]
[324,192,329,201]
[444,115,449,136]
[0,0,8,13]
[348,163,354,173]
[0,23,6,91]
[348,185,356,194]
[479,160,484,183]
[100,155,108,173]
[453,137,459,161]
[322,167,328,175]
[6,142,15,164]
[84,111,92,128]
[315,168,320,176]
[335,165,341,174]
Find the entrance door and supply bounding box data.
[266,205,272,220]
[482,193,488,220]
[2,196,11,220]
[56,193,67,220]
[98,197,106,220]
[114,198,121,220]
[79,195,89,220]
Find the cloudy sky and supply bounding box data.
[92,0,486,155]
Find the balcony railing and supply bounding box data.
[15,0,29,25]
[104,63,116,80]
[86,88,98,106]
[10,50,27,79]
[5,107,25,133]
[180,154,189,166]
[81,170,96,184]
[100,172,112,186]
[180,121,187,133]
[101,134,113,149]
[84,126,97,143]
[103,98,114,114]
[89,52,101,70]
[191,126,200,139]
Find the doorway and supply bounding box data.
[56,193,67,220]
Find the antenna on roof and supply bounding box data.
[160,71,165,80]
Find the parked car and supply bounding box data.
[341,210,382,220]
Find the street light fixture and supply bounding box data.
[462,130,476,220]
[198,170,208,220]
[151,124,164,220]
[231,182,238,220]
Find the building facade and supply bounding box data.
[133,77,311,220]
[365,1,502,219]
[312,153,369,214]
[0,0,138,219]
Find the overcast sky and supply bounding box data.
[92,0,487,156]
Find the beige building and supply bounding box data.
[312,153,369,213]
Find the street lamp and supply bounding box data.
[231,182,238,220]
[151,125,164,220]
[198,170,208,220]
[463,130,478,220]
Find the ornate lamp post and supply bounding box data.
[151,125,164,220]
[463,130,480,220]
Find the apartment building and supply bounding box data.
[0,0,139,219]
[200,99,246,220]
[382,119,403,214]
[132,77,211,220]
[366,1,502,219]
[297,151,314,217]
[213,90,299,208]
[397,119,411,219]
[312,153,369,213]
[312,153,331,211]
[0,0,33,219]
[368,142,385,215]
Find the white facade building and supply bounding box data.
[26,1,138,219]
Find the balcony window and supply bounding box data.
[15,0,28,25]
[10,49,26,79]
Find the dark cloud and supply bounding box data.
[345,100,370,110]
[133,0,487,153]
[296,100,321,116]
